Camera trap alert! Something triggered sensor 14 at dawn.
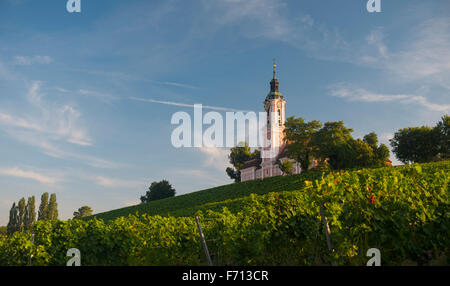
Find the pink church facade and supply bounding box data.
[240,63,303,182]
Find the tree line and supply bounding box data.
[6,193,58,235]
[226,114,449,181]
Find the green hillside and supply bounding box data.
[88,171,323,222]
[3,160,448,266]
[88,161,450,223]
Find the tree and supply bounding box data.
[6,203,18,235]
[436,115,449,160]
[313,121,354,170]
[278,159,294,175]
[226,167,240,182]
[352,133,390,168]
[284,117,322,173]
[17,198,26,232]
[351,138,374,168]
[375,143,390,166]
[47,193,58,220]
[38,192,49,221]
[0,226,6,236]
[363,132,378,149]
[390,126,441,164]
[24,196,36,231]
[226,142,260,182]
[73,206,93,219]
[141,180,176,203]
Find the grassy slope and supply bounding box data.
[88,161,450,223]
[88,171,324,222]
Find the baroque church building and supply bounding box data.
[240,62,304,182]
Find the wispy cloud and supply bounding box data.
[198,147,231,171]
[14,55,53,65]
[54,87,118,102]
[386,18,450,84]
[356,18,450,91]
[204,0,291,40]
[68,68,201,90]
[330,84,450,113]
[0,81,92,146]
[0,167,58,184]
[5,131,120,169]
[147,80,201,90]
[173,169,228,186]
[0,82,121,168]
[94,176,145,189]
[129,96,253,112]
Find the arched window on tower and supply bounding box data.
[277,109,281,125]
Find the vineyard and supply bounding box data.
[0,161,448,266]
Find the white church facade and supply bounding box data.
[240,62,304,182]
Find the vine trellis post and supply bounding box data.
[320,203,337,266]
[195,216,213,266]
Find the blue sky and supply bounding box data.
[0,0,449,224]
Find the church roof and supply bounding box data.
[241,153,262,170]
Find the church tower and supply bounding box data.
[263,59,286,156]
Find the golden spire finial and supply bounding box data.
[273,57,277,79]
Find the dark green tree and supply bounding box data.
[284,117,322,173]
[375,143,390,166]
[351,138,374,168]
[390,126,441,164]
[47,193,58,220]
[226,167,240,182]
[141,180,176,203]
[357,132,390,167]
[436,115,449,160]
[313,121,355,169]
[17,198,26,232]
[226,142,260,182]
[38,192,49,221]
[73,206,93,219]
[6,203,18,235]
[24,196,36,231]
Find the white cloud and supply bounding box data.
[205,0,291,40]
[356,18,450,90]
[129,96,253,112]
[330,84,450,113]
[0,81,92,147]
[198,147,231,171]
[386,18,450,84]
[149,80,201,90]
[0,168,58,184]
[174,169,228,186]
[4,131,120,169]
[0,82,121,169]
[78,89,118,101]
[365,28,388,60]
[94,176,145,189]
[0,60,15,81]
[14,55,53,65]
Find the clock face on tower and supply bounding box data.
[277,102,282,109]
